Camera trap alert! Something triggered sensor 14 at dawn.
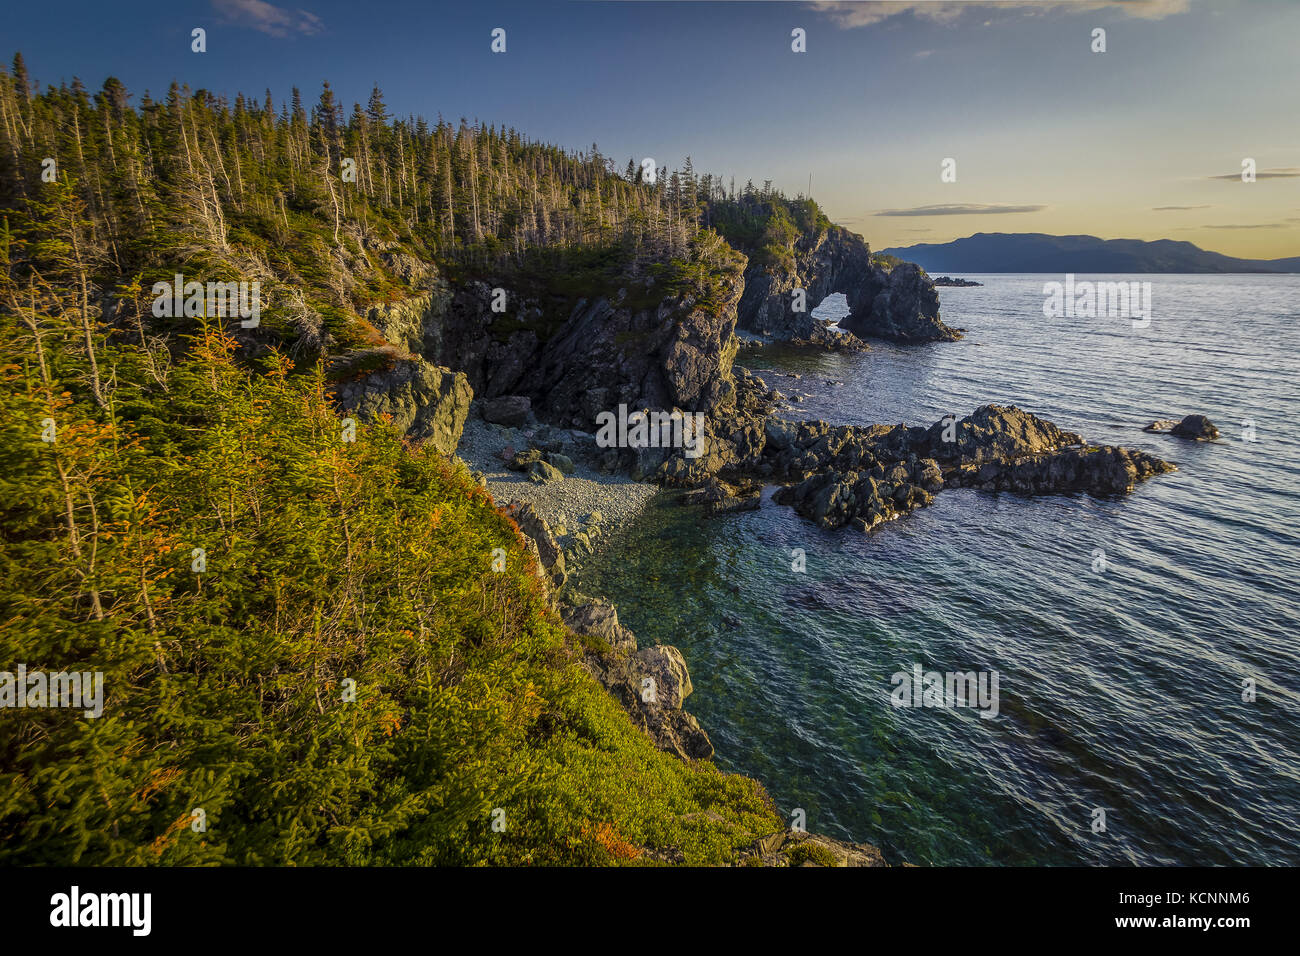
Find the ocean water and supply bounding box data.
[575,274,1300,866]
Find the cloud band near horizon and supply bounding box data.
[876,203,1049,216]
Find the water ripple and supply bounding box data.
[579,275,1300,865]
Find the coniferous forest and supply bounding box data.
[0,57,825,865]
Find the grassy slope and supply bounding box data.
[0,319,780,865]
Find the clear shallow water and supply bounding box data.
[577,274,1300,866]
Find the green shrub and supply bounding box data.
[786,841,840,867]
[0,319,781,866]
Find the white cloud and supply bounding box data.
[812,1,1190,30]
[212,0,323,37]
[876,202,1047,216]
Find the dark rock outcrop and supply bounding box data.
[907,405,1174,497]
[733,225,960,345]
[332,351,472,456]
[679,476,762,516]
[775,464,935,531]
[843,261,952,343]
[920,404,1084,465]
[482,394,532,428]
[565,598,714,761]
[518,276,744,428]
[503,502,566,588]
[1170,414,1219,441]
[1146,414,1219,441]
[750,405,1175,531]
[373,267,750,442]
[362,280,545,407]
[943,444,1174,495]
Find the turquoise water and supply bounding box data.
[576,274,1300,866]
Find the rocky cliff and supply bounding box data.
[519,276,742,426]
[336,215,965,462]
[734,225,961,345]
[340,253,752,453]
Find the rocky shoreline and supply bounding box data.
[442,387,1179,866]
[455,409,660,578]
[729,224,962,345]
[329,232,1181,866]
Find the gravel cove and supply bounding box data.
[455,403,661,570]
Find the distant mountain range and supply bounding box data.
[878,233,1300,274]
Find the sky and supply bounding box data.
[6,0,1299,258]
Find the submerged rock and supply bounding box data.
[1143,419,1179,433]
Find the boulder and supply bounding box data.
[545,451,575,475]
[528,460,564,484]
[634,645,694,709]
[562,599,638,654]
[506,447,543,471]
[1170,414,1219,441]
[482,395,532,428]
[333,353,472,456]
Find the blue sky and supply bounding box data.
[7,0,1298,256]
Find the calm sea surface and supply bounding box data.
[576,274,1300,865]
